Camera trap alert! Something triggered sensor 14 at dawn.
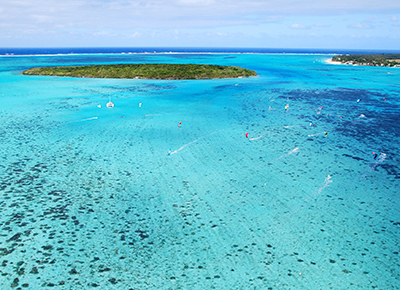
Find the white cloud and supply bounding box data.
[127,32,141,38]
[31,14,56,23]
[2,0,400,31]
[178,0,215,6]
[1,0,400,48]
[290,23,308,29]
[314,23,329,28]
[348,22,373,29]
[206,31,227,36]
[93,31,118,37]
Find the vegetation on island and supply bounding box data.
[22,63,257,79]
[332,54,400,67]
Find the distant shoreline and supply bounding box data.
[326,57,400,68]
[328,54,400,68]
[3,47,400,57]
[2,52,339,58]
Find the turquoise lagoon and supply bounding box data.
[0,51,399,289]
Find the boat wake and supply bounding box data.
[277,147,299,160]
[308,131,325,137]
[283,125,302,129]
[249,131,269,141]
[67,116,98,123]
[317,174,333,195]
[283,174,334,218]
[360,152,387,179]
[169,131,219,155]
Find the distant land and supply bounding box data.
[22,63,257,80]
[4,47,400,56]
[331,54,400,67]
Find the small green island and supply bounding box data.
[331,54,400,67]
[22,63,257,80]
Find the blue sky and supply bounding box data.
[1,0,399,49]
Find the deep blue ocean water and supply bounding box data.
[0,48,399,289]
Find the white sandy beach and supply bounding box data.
[325,58,343,65]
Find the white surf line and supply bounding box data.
[66,116,98,123]
[169,131,219,155]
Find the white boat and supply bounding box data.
[106,95,114,108]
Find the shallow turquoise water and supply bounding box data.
[0,53,399,289]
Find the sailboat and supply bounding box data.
[106,95,114,108]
